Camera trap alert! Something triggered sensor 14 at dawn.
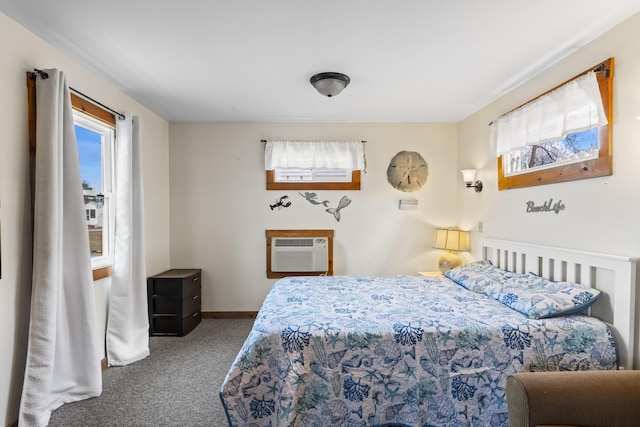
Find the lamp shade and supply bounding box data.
[460,169,477,184]
[433,228,470,251]
[310,72,350,97]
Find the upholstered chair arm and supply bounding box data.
[507,370,640,427]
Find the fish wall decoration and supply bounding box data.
[326,195,351,222]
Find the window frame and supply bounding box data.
[497,58,613,190]
[273,168,353,183]
[74,110,116,272]
[266,169,361,190]
[71,93,117,280]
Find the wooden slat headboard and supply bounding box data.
[478,237,638,370]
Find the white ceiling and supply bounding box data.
[2,0,639,123]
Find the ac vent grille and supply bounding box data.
[274,238,314,247]
[271,237,328,272]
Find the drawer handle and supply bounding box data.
[192,276,199,282]
[192,312,199,318]
[192,294,199,300]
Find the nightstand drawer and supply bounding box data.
[183,292,201,315]
[150,269,201,297]
[153,297,179,315]
[181,310,201,336]
[181,273,201,298]
[151,316,180,335]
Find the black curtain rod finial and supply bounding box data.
[33,68,49,79]
[593,62,610,77]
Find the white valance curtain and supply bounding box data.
[106,114,149,366]
[20,69,101,427]
[264,140,366,170]
[490,71,607,156]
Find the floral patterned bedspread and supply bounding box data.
[219,275,617,427]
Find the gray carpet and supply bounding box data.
[47,318,254,427]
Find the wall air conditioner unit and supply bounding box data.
[271,237,328,272]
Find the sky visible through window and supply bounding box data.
[75,125,102,191]
[508,127,598,174]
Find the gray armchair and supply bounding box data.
[506,370,640,427]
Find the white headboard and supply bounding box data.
[478,237,638,370]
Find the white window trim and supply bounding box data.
[74,111,115,270]
[274,168,352,183]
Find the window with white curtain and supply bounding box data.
[492,59,613,190]
[264,140,366,190]
[69,92,117,279]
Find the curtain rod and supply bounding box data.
[261,139,367,143]
[487,60,611,126]
[32,69,126,121]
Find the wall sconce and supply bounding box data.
[433,228,470,272]
[310,72,350,97]
[461,169,482,192]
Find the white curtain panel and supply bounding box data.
[490,72,607,156]
[106,114,150,366]
[19,69,102,427]
[264,140,365,170]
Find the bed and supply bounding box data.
[220,238,637,427]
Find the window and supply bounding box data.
[27,73,117,280]
[274,168,352,183]
[495,59,613,190]
[74,110,115,272]
[70,92,117,280]
[269,167,358,190]
[264,140,365,190]
[266,170,361,190]
[502,128,598,176]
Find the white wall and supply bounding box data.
[458,11,640,258]
[169,123,459,311]
[0,12,171,426]
[457,12,640,368]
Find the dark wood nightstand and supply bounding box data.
[147,269,202,336]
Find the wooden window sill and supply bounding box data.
[93,266,112,281]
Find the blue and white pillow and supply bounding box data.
[443,260,520,294]
[445,262,602,319]
[484,273,602,319]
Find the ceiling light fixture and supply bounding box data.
[310,72,350,97]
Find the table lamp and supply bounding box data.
[433,228,470,272]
